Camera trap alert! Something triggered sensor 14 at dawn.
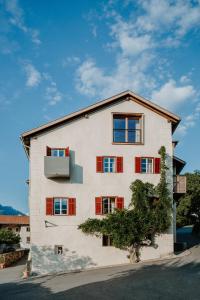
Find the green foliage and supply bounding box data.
[79,146,172,262]
[0,229,20,244]
[176,170,200,232]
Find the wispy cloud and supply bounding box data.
[176,102,200,136]
[43,73,63,106]
[4,0,41,45]
[23,63,42,87]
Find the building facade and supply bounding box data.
[0,215,30,249]
[21,91,186,275]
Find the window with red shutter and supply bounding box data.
[46,198,53,215]
[154,158,161,174]
[46,146,51,156]
[96,157,103,172]
[65,147,70,157]
[116,157,123,173]
[95,197,102,215]
[135,157,141,173]
[68,198,76,215]
[116,197,124,210]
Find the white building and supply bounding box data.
[0,215,30,249]
[21,90,186,275]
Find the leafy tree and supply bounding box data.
[79,146,172,262]
[0,229,20,244]
[176,170,200,233]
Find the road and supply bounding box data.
[0,229,199,299]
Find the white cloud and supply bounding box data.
[151,79,196,110]
[176,102,200,136]
[4,0,41,45]
[24,63,41,87]
[110,18,153,56]
[76,54,155,98]
[136,0,200,37]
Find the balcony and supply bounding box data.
[173,175,186,194]
[44,156,70,179]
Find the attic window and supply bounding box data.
[113,114,143,144]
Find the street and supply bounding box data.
[0,240,199,299]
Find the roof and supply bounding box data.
[0,215,29,225]
[21,90,181,155]
[173,156,186,174]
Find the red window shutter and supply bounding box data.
[154,158,161,174]
[46,198,53,215]
[116,157,123,173]
[96,157,103,173]
[135,157,141,173]
[116,197,124,210]
[65,147,69,157]
[95,197,102,215]
[46,146,51,156]
[68,198,76,215]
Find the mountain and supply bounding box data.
[0,204,25,216]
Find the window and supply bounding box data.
[103,157,116,173]
[54,245,63,255]
[54,198,68,215]
[102,235,113,246]
[26,237,30,244]
[113,115,142,143]
[16,227,19,232]
[51,149,65,157]
[141,158,154,173]
[26,226,30,232]
[102,197,116,214]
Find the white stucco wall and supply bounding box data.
[28,98,174,275]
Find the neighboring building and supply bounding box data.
[0,215,30,249]
[21,90,186,275]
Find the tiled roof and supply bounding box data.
[0,215,29,225]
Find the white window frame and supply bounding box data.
[102,197,116,214]
[51,149,65,157]
[103,157,116,173]
[54,198,68,215]
[141,158,154,174]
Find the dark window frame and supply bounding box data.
[113,114,143,144]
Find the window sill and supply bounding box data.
[112,142,144,145]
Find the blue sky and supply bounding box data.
[0,0,200,213]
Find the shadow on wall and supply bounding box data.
[53,150,83,184]
[31,245,96,275]
[0,247,200,299]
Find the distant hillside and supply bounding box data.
[0,204,25,216]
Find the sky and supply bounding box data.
[0,0,200,213]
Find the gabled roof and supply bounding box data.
[0,215,29,225]
[21,90,181,156]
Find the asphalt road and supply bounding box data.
[0,230,199,300]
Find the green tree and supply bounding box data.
[79,146,172,262]
[0,229,20,244]
[176,170,200,233]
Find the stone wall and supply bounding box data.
[0,249,25,269]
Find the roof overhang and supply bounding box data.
[173,156,186,174]
[21,90,181,157]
